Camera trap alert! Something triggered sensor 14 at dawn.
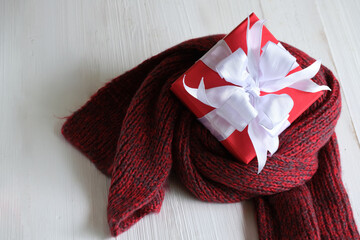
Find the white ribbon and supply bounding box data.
[183,17,331,173]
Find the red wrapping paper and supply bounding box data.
[170,13,324,164]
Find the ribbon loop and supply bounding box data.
[216,89,258,132]
[216,48,249,86]
[259,42,297,82]
[257,94,294,130]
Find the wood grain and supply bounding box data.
[0,0,359,239]
[316,0,360,142]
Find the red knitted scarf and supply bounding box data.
[62,35,359,239]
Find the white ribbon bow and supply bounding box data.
[183,17,330,173]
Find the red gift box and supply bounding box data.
[170,13,324,164]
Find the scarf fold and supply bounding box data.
[62,35,359,239]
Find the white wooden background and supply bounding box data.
[1,0,359,239]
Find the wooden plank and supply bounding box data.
[315,0,360,223]
[316,0,360,143]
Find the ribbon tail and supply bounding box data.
[260,60,331,92]
[284,60,331,92]
[248,121,268,174]
[183,75,214,106]
[182,75,198,100]
[197,77,213,106]
[266,135,279,157]
[286,78,331,92]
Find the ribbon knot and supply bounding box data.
[183,17,330,173]
[246,85,260,99]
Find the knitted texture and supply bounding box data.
[62,35,359,239]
